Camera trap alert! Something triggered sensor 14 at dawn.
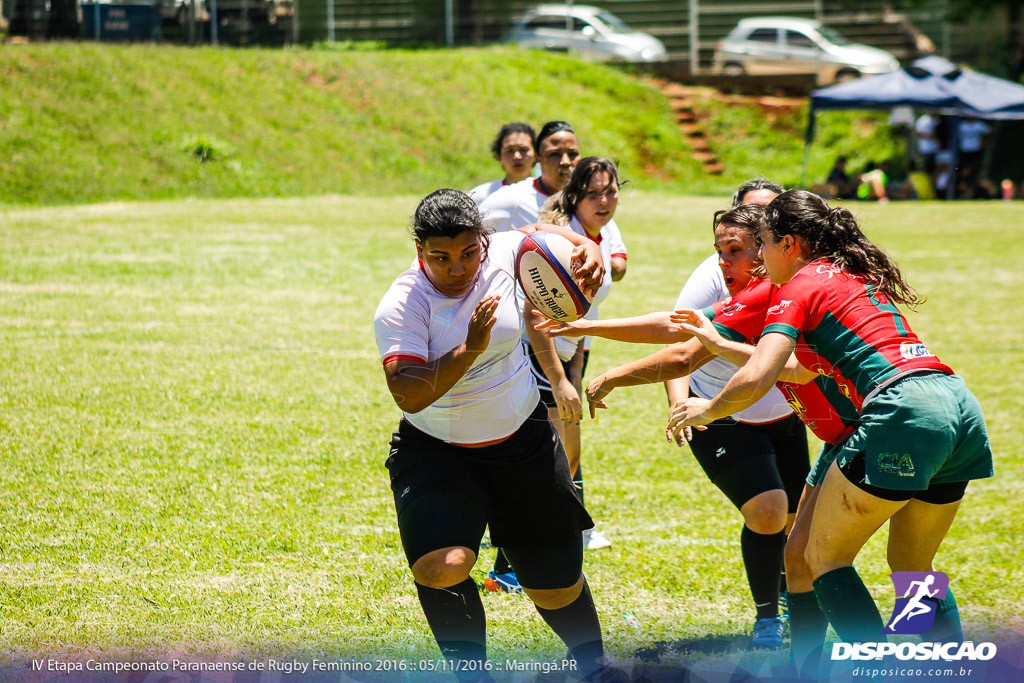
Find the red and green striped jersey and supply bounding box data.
[702,277,859,445]
[762,260,952,412]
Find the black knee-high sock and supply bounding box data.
[573,463,585,506]
[534,580,604,676]
[924,588,962,643]
[813,566,885,642]
[492,548,513,575]
[416,579,487,667]
[788,590,828,679]
[741,526,786,620]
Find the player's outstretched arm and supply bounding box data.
[535,311,693,344]
[524,306,583,426]
[585,338,714,418]
[668,331,795,434]
[673,309,816,384]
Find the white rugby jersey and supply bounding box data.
[467,179,508,206]
[477,178,628,258]
[375,230,540,445]
[477,177,548,231]
[674,253,792,424]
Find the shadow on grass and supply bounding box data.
[626,633,795,683]
[634,633,751,660]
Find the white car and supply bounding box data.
[712,17,899,85]
[507,5,666,63]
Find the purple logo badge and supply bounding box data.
[884,571,949,635]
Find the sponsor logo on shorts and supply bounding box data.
[766,300,792,316]
[900,342,935,359]
[832,572,997,663]
[878,452,915,477]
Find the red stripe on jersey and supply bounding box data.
[610,252,627,259]
[382,354,427,366]
[452,431,515,447]
[533,178,551,197]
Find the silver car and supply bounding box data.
[507,4,666,63]
[712,17,899,85]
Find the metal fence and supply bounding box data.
[1,0,1010,80]
[296,0,959,73]
[2,0,294,44]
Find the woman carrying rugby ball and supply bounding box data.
[479,124,628,589]
[374,189,619,681]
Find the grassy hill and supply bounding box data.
[0,43,903,205]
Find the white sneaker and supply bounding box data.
[583,528,611,550]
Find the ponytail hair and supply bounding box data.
[764,190,921,307]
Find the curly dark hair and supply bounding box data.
[489,122,536,161]
[763,190,920,307]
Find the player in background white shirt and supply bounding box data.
[478,124,629,587]
[478,121,627,281]
[663,180,809,649]
[375,189,622,681]
[527,157,626,555]
[467,122,536,206]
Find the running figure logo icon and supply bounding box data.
[884,571,949,635]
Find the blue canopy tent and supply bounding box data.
[803,57,1024,196]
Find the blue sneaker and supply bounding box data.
[483,570,523,594]
[751,616,785,649]
[779,592,791,635]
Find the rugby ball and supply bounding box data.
[516,232,593,322]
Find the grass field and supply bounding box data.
[0,44,914,207]
[1,194,1021,677]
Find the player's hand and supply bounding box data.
[533,313,589,338]
[571,243,604,298]
[584,374,615,419]
[465,295,499,353]
[665,400,692,446]
[667,397,712,439]
[553,379,583,426]
[670,309,728,354]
